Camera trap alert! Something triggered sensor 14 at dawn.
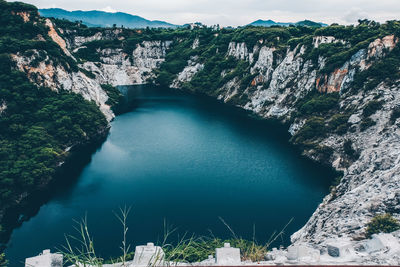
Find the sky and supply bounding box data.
[17,0,400,26]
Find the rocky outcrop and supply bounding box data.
[227,42,258,64]
[0,101,6,115]
[171,56,204,88]
[292,80,400,245]
[317,35,398,93]
[267,230,400,265]
[313,36,346,48]
[170,34,400,258]
[10,22,172,121]
[81,41,172,86]
[244,45,316,117]
[11,51,114,121]
[45,19,74,59]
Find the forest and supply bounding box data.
[0,0,109,246]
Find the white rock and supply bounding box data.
[366,233,400,253]
[215,243,241,265]
[287,244,320,262]
[326,240,355,257]
[132,242,165,266]
[25,249,63,267]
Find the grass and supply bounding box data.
[60,210,293,266]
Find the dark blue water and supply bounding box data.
[6,85,334,265]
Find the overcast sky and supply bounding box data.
[18,0,400,26]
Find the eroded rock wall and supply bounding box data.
[170,36,400,253]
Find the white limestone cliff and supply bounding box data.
[171,35,400,260]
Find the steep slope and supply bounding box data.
[39,8,178,28]
[156,24,400,255]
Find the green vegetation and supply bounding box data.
[329,113,350,134]
[63,212,291,266]
[79,67,96,79]
[352,45,400,92]
[301,20,400,74]
[343,140,359,160]
[0,252,7,267]
[390,106,400,124]
[366,214,400,238]
[360,117,376,131]
[292,117,327,144]
[0,0,78,72]
[0,62,108,215]
[101,84,125,114]
[363,100,383,117]
[0,2,108,252]
[298,92,339,115]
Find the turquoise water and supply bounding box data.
[6,85,334,265]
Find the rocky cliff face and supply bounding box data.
[10,19,173,121]
[167,35,400,263]
[81,40,172,86]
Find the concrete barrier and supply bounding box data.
[132,242,165,266]
[25,249,63,267]
[215,243,241,265]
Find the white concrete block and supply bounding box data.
[25,249,63,267]
[287,244,320,262]
[215,243,241,265]
[132,242,165,266]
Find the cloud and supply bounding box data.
[343,7,369,23]
[101,6,117,13]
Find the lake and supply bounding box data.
[5,85,334,265]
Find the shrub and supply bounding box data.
[79,68,96,79]
[101,84,125,114]
[366,214,400,238]
[298,92,339,115]
[360,117,376,131]
[329,114,350,134]
[0,252,7,267]
[314,145,333,162]
[363,100,383,117]
[390,106,400,124]
[292,117,326,144]
[343,140,359,160]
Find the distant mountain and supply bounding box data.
[249,19,327,27]
[39,8,178,28]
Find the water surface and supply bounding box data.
[6,85,334,265]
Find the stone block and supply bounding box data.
[215,243,241,265]
[326,241,354,257]
[287,244,320,262]
[25,249,63,267]
[132,242,165,266]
